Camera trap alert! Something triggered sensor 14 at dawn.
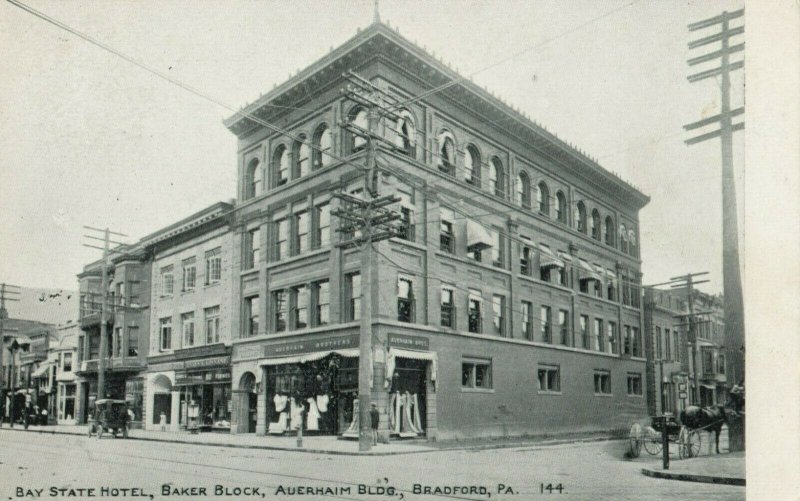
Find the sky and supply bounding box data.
[0,0,745,294]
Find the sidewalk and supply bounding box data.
[0,423,617,456]
[641,451,745,486]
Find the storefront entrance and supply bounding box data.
[176,369,231,431]
[264,353,357,436]
[388,358,427,437]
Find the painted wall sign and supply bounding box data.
[263,334,359,357]
[184,356,230,370]
[388,333,429,350]
[174,343,230,360]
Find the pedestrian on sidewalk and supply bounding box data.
[369,402,379,445]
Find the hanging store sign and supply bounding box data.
[263,334,359,357]
[175,368,231,386]
[174,343,230,360]
[388,334,429,350]
[184,356,230,370]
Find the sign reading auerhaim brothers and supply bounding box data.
[263,334,359,357]
[388,334,429,350]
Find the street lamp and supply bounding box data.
[3,335,30,428]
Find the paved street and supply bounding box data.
[0,430,743,501]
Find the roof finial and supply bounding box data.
[373,0,381,24]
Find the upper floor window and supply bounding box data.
[243,295,259,338]
[441,287,455,328]
[312,124,333,170]
[594,318,604,351]
[440,208,455,253]
[205,306,220,344]
[396,193,415,242]
[517,172,531,208]
[293,136,311,178]
[491,295,505,336]
[159,317,172,351]
[464,145,481,186]
[205,247,222,285]
[182,257,196,292]
[273,145,289,187]
[580,314,589,349]
[558,309,569,345]
[576,202,587,234]
[313,280,330,326]
[520,237,533,276]
[537,182,550,215]
[346,272,361,321]
[628,228,638,256]
[591,209,601,240]
[62,352,73,372]
[489,157,504,197]
[540,305,552,343]
[605,216,615,246]
[521,301,533,340]
[314,203,330,249]
[272,289,287,332]
[437,130,456,175]
[607,321,618,355]
[394,111,416,157]
[294,211,309,255]
[620,224,629,254]
[160,266,174,296]
[244,158,261,200]
[181,312,195,347]
[275,219,288,260]
[556,191,567,223]
[292,285,309,330]
[245,227,260,269]
[468,290,482,334]
[350,107,368,153]
[397,276,415,323]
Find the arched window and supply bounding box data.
[293,135,310,178]
[437,130,456,175]
[575,202,587,233]
[556,191,567,223]
[349,107,368,153]
[537,181,550,215]
[312,124,333,170]
[605,216,615,246]
[244,158,261,200]
[628,228,637,256]
[620,224,629,253]
[464,145,480,186]
[517,172,531,208]
[591,209,601,240]
[490,157,504,197]
[273,144,289,187]
[394,110,416,157]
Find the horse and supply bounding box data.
[679,405,729,454]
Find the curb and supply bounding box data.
[641,468,745,486]
[0,426,616,456]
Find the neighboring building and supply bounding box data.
[75,246,151,427]
[223,20,650,440]
[53,321,79,424]
[1,318,54,423]
[680,290,727,407]
[643,288,689,416]
[142,202,234,432]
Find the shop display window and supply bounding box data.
[537,365,560,393]
[462,358,492,390]
[593,370,611,395]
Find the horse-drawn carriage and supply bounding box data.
[628,405,730,460]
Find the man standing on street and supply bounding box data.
[369,402,379,446]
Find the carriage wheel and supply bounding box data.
[642,426,663,456]
[678,427,701,459]
[628,423,642,458]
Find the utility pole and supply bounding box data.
[684,9,745,392]
[667,272,709,405]
[83,226,127,401]
[336,71,404,451]
[1,283,21,426]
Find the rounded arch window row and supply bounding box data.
[242,122,335,201]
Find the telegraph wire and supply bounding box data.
[390,0,644,112]
[3,0,367,175]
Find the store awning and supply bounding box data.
[258,348,359,367]
[31,361,54,378]
[385,348,438,387]
[466,220,494,250]
[539,245,564,269]
[578,259,603,281]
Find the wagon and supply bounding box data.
[87,399,130,439]
[628,414,701,459]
